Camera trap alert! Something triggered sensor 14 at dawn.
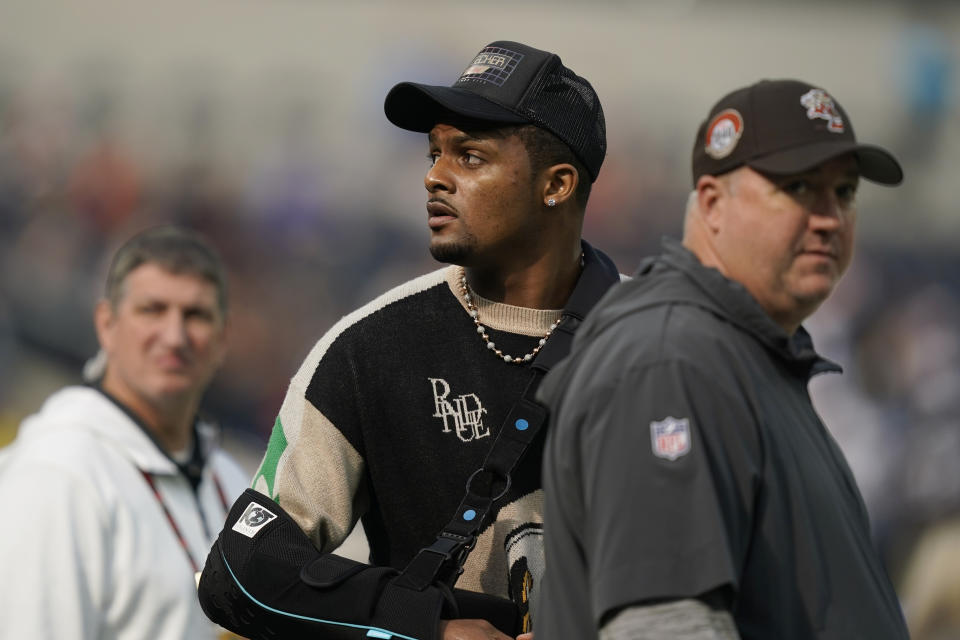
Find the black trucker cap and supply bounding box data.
[691,79,903,187]
[384,40,606,182]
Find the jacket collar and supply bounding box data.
[654,237,840,377]
[93,385,212,487]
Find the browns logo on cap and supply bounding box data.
[800,88,845,133]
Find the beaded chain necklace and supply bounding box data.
[458,267,561,365]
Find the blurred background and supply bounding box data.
[1,0,958,636]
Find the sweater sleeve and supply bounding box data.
[251,331,368,553]
[600,600,741,640]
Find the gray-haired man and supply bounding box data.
[0,226,248,639]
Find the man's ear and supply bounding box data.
[542,163,578,207]
[94,299,115,355]
[696,174,726,233]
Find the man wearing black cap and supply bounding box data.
[200,41,620,640]
[536,79,909,640]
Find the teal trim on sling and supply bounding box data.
[218,547,420,640]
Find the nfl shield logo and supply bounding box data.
[650,416,691,461]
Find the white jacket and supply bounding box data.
[0,386,249,640]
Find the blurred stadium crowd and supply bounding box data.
[1,1,959,636]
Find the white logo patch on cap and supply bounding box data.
[650,416,692,461]
[458,46,524,87]
[704,109,744,159]
[800,89,844,133]
[231,502,278,538]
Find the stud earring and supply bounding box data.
[547,198,557,207]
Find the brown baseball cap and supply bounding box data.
[691,79,903,187]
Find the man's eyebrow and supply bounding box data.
[428,131,497,146]
[825,169,861,183]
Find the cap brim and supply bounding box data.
[384,82,528,133]
[748,140,903,186]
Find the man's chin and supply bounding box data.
[791,283,836,318]
[151,373,204,399]
[429,241,471,265]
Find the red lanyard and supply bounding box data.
[140,469,229,573]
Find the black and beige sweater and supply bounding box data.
[252,244,620,624]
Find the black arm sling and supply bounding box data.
[197,243,620,640]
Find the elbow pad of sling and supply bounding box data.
[197,488,448,640]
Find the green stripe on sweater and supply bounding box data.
[251,416,288,500]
